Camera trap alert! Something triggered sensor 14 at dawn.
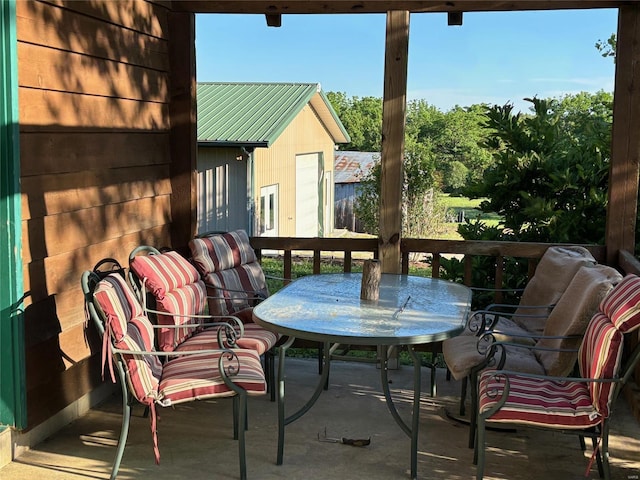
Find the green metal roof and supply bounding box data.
[197,82,350,147]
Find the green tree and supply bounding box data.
[595,33,616,60]
[463,94,611,244]
[327,91,382,151]
[353,137,444,237]
[405,101,493,193]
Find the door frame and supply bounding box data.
[259,184,279,237]
[0,0,26,429]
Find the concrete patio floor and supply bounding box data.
[2,357,640,480]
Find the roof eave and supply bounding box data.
[198,140,270,148]
[310,91,351,144]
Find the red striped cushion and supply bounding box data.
[130,251,201,299]
[578,312,623,417]
[600,274,640,333]
[189,230,258,275]
[93,275,162,405]
[155,281,208,351]
[158,349,266,404]
[93,274,144,341]
[114,317,163,405]
[175,322,279,355]
[204,263,269,316]
[478,372,600,428]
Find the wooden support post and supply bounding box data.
[608,4,640,424]
[168,12,198,249]
[379,10,409,274]
[606,5,640,265]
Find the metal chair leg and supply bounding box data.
[600,422,611,480]
[232,396,239,440]
[468,371,478,449]
[475,415,485,479]
[111,374,132,480]
[237,392,248,480]
[267,349,276,402]
[460,376,468,416]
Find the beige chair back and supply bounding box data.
[513,246,596,334]
[535,264,622,376]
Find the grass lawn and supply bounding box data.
[439,194,502,240]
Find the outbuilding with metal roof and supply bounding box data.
[196,82,350,237]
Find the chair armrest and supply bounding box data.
[479,330,582,345]
[112,346,235,357]
[265,274,292,282]
[484,303,554,314]
[466,308,550,336]
[474,333,580,371]
[143,315,245,348]
[470,287,525,294]
[109,347,249,386]
[143,308,242,325]
[203,283,267,306]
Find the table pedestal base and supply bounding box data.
[276,338,423,479]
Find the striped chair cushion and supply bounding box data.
[154,281,208,351]
[175,322,280,356]
[578,312,624,417]
[600,274,640,333]
[478,372,600,429]
[93,275,162,405]
[130,251,201,300]
[189,231,269,317]
[189,230,258,274]
[204,263,269,316]
[93,274,144,341]
[158,349,267,405]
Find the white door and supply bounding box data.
[295,153,320,237]
[260,184,278,237]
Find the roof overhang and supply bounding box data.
[173,1,624,14]
[310,91,351,144]
[198,141,269,148]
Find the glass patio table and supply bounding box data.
[252,272,472,479]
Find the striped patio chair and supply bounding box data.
[81,270,266,480]
[452,264,622,448]
[128,246,278,355]
[189,230,283,399]
[444,245,597,416]
[475,274,640,480]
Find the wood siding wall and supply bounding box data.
[253,104,335,237]
[17,0,173,429]
[335,183,364,233]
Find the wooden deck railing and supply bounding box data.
[250,235,606,297]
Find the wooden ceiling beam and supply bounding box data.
[172,1,623,14]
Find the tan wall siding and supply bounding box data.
[17,0,172,429]
[253,104,335,237]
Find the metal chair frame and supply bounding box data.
[474,332,640,480]
[82,270,256,480]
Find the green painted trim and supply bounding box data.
[0,0,26,429]
[318,90,351,143]
[318,153,324,237]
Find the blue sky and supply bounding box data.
[195,9,617,113]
